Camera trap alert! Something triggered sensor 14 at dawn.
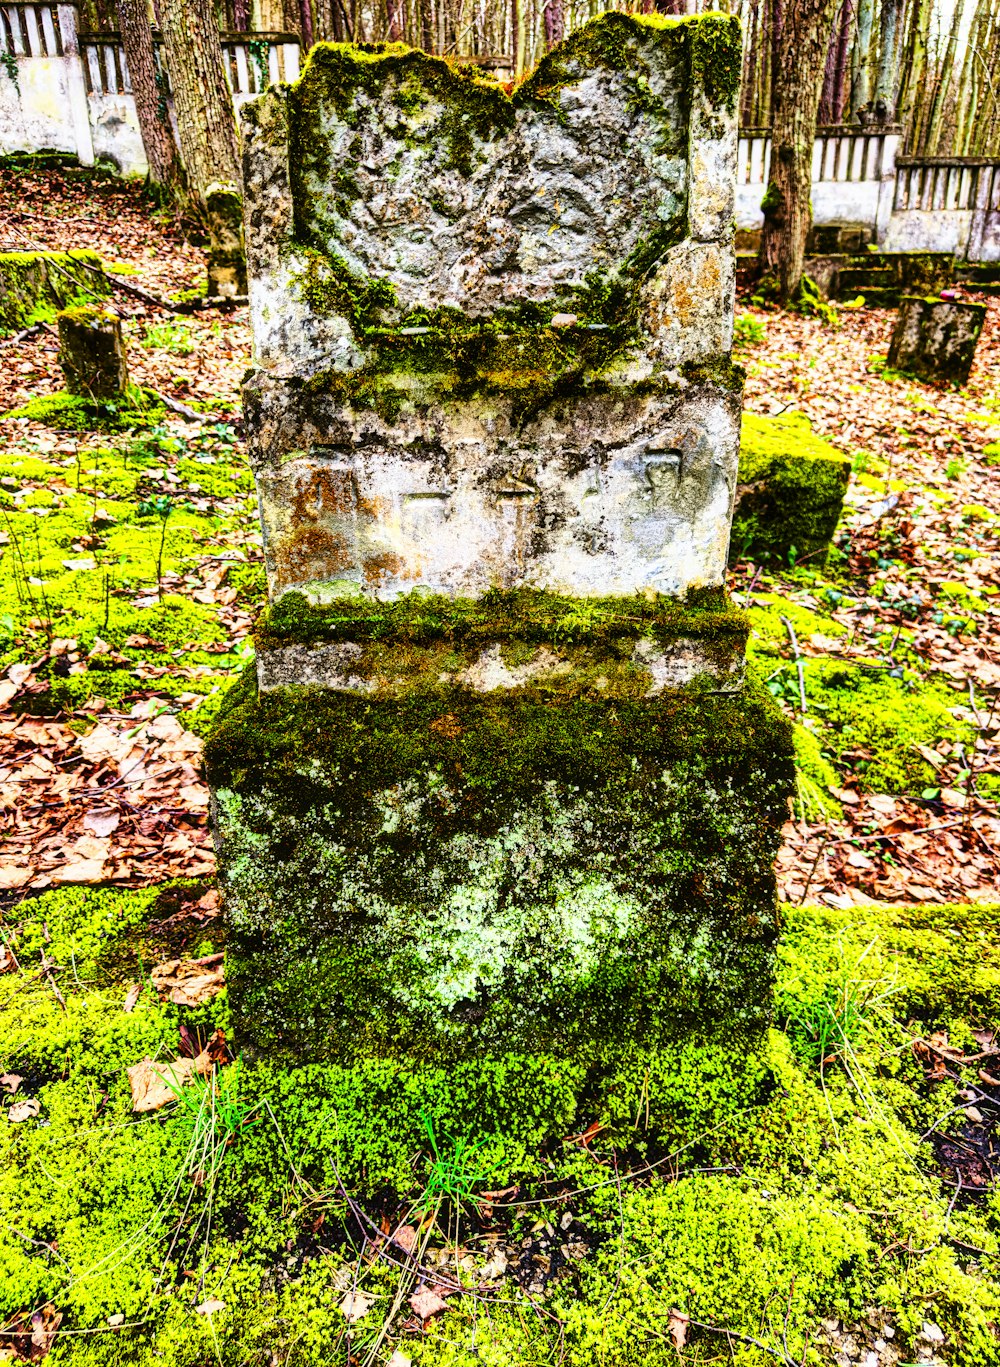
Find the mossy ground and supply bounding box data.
[2,883,998,1364]
[746,587,985,800]
[0,421,264,726]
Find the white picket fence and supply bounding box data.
[2,5,999,260]
[0,1,299,176]
[736,123,1000,261]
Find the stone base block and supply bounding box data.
[887,295,987,387]
[731,412,851,566]
[206,602,793,1084]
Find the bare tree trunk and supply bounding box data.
[925,0,969,153]
[159,0,243,290]
[298,0,314,48]
[160,0,239,199]
[831,0,852,119]
[758,0,841,300]
[116,0,185,197]
[542,0,563,49]
[817,0,842,122]
[875,0,905,117]
[897,0,931,147]
[741,0,760,125]
[850,0,876,116]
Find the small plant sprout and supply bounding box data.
[734,313,766,347]
[137,493,174,600]
[416,1111,498,1216]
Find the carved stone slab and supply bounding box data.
[240,13,743,608]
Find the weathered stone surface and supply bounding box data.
[212,15,795,1089]
[57,303,129,400]
[887,295,986,386]
[731,412,852,566]
[240,13,742,604]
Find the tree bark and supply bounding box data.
[116,0,185,196]
[897,0,931,148]
[159,0,240,207]
[817,0,844,122]
[850,0,876,117]
[757,0,842,300]
[875,0,905,117]
[830,0,852,121]
[925,0,969,153]
[298,0,314,49]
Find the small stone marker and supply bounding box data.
[887,295,986,387]
[57,304,128,400]
[204,182,247,298]
[206,16,794,1096]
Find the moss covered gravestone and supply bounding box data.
[206,15,795,1123]
[732,412,851,566]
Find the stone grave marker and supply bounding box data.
[887,295,986,387]
[206,15,794,1101]
[57,303,128,400]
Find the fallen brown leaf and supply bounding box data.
[338,1291,373,1323]
[8,1099,41,1123]
[83,809,121,838]
[408,1287,449,1321]
[151,953,225,1006]
[392,1224,418,1255]
[127,1051,212,1113]
[122,983,141,1013]
[668,1307,690,1352]
[1,1073,23,1094]
[5,1303,63,1362]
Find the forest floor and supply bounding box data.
[0,161,999,1367]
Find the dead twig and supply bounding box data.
[147,390,228,425]
[39,952,66,1011]
[686,1314,807,1367]
[780,616,808,713]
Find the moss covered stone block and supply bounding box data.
[205,181,247,298]
[207,657,793,1064]
[731,412,852,565]
[57,303,129,400]
[0,249,109,336]
[217,14,795,1097]
[887,295,987,387]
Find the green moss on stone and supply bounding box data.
[689,10,742,108]
[0,249,109,336]
[258,583,746,652]
[731,411,852,566]
[205,664,794,1063]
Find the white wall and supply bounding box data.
[1,5,298,178]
